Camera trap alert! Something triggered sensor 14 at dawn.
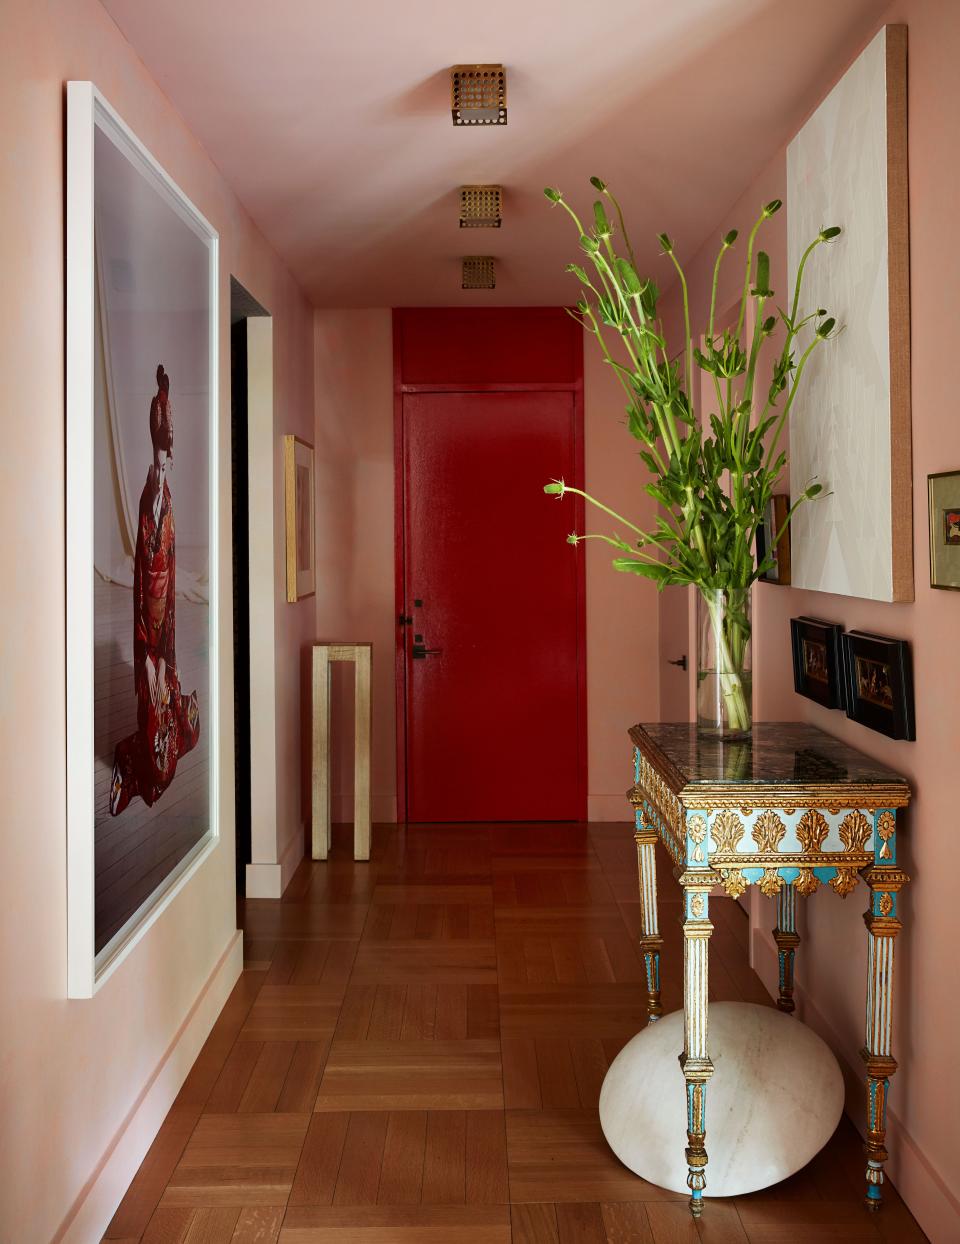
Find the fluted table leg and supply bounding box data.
[773,883,800,1014]
[680,871,714,1218]
[635,803,664,1022]
[861,834,908,1211]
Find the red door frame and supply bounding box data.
[392,308,588,824]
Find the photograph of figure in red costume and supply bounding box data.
[109,365,201,817]
[92,123,212,956]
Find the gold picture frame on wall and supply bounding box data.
[929,470,960,591]
[284,434,315,602]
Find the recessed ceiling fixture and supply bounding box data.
[462,256,496,289]
[451,65,507,126]
[459,185,502,228]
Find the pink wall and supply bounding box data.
[312,312,661,825]
[314,310,398,824]
[0,1,314,1238]
[659,3,960,1239]
[583,339,661,818]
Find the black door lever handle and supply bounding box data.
[412,644,442,660]
[668,655,688,671]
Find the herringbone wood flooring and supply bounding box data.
[103,823,927,1242]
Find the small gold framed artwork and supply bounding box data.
[284,435,315,602]
[928,470,960,591]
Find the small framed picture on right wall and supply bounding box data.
[928,470,960,590]
[841,630,915,741]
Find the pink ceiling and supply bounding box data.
[99,0,888,307]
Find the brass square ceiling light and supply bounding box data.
[451,65,507,125]
[462,256,496,289]
[460,185,502,228]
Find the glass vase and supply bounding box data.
[696,587,753,739]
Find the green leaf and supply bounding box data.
[612,557,672,585]
[615,258,643,295]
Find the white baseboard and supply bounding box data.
[56,930,243,1244]
[587,794,632,822]
[750,924,959,1243]
[246,861,282,898]
[279,823,306,892]
[246,823,308,898]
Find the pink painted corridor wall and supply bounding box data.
[658,3,960,1239]
[0,2,315,1238]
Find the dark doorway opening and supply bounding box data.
[230,277,269,894]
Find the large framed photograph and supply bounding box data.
[284,435,316,602]
[928,470,960,590]
[840,630,915,741]
[67,83,219,996]
[790,616,845,709]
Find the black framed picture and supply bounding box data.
[790,617,845,709]
[840,631,915,741]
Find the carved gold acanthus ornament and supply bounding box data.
[719,868,747,899]
[878,892,894,916]
[840,810,873,853]
[797,809,830,852]
[759,868,785,897]
[830,868,860,897]
[690,894,706,917]
[793,870,821,896]
[712,810,745,853]
[752,810,787,852]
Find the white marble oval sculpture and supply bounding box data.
[599,1002,844,1198]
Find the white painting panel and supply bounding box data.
[788,27,908,602]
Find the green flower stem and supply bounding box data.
[663,247,693,401]
[734,207,769,342]
[701,589,752,733]
[543,179,839,633]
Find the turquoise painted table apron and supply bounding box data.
[628,722,911,1218]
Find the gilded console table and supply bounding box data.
[628,722,910,1217]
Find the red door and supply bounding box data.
[402,390,584,822]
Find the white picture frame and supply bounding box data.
[66,82,220,997]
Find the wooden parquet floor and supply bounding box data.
[104,823,927,1243]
